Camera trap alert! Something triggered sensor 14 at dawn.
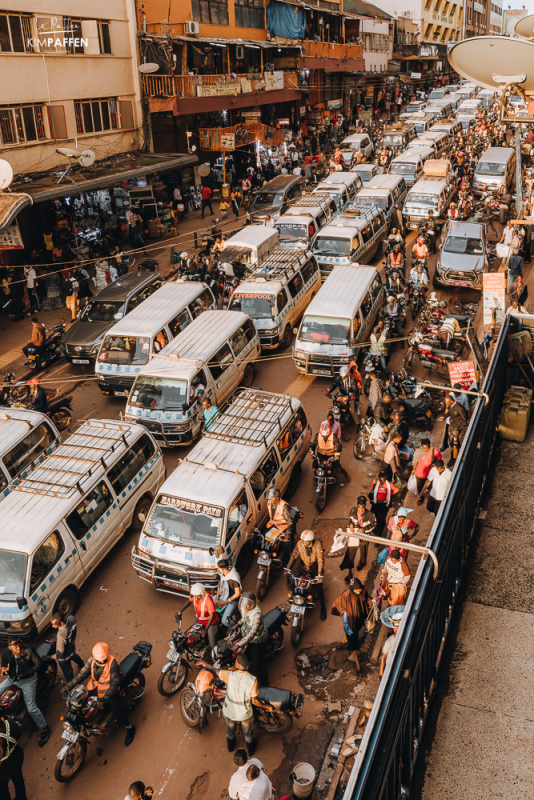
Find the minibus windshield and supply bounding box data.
[148,500,224,549]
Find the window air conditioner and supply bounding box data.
[184,21,199,35]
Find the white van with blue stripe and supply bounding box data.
[0,408,61,498]
[131,388,310,596]
[229,247,321,350]
[0,419,164,638]
[311,206,387,281]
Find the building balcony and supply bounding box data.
[141,71,299,99]
[300,39,363,60]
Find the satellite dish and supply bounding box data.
[79,149,96,167]
[198,164,211,177]
[449,36,534,92]
[56,147,83,159]
[0,160,13,190]
[139,62,159,73]
[513,13,534,39]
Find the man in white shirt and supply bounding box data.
[418,462,452,514]
[229,752,272,800]
[292,165,302,176]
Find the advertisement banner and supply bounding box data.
[0,222,23,250]
[220,134,235,151]
[448,360,477,390]
[483,273,505,325]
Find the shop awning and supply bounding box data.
[11,152,198,205]
[0,192,33,232]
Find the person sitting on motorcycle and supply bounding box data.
[409,260,429,289]
[310,420,351,484]
[22,317,46,363]
[63,642,135,746]
[386,244,405,278]
[265,487,293,565]
[287,530,326,620]
[411,235,428,263]
[180,583,219,650]
[178,252,189,273]
[231,592,268,687]
[29,377,47,413]
[327,365,356,433]
[438,316,461,349]
[425,211,440,253]
[326,411,341,441]
[387,228,404,253]
[373,391,392,432]
[386,409,409,447]
[348,360,363,401]
[215,559,242,629]
[447,201,461,220]
[386,269,405,295]
[213,236,225,256]
[369,325,389,377]
[0,639,50,747]
[383,296,405,345]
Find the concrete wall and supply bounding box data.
[362,19,393,72]
[0,0,143,176]
[143,0,269,41]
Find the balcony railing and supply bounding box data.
[300,39,363,59]
[142,71,298,99]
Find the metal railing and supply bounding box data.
[302,39,364,59]
[344,315,510,800]
[141,71,298,99]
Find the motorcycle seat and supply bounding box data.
[257,686,293,711]
[264,607,287,636]
[430,347,458,361]
[445,313,468,325]
[119,652,143,688]
[402,397,427,411]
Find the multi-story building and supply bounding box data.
[489,0,503,34]
[464,0,490,37]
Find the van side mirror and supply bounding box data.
[16,597,27,610]
[182,403,189,413]
[208,547,215,556]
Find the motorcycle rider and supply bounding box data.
[287,530,326,620]
[386,244,405,278]
[51,611,84,684]
[386,268,405,295]
[22,317,46,364]
[180,583,219,650]
[63,642,135,746]
[373,391,393,432]
[408,260,429,293]
[327,365,357,434]
[411,235,428,264]
[438,316,461,349]
[215,559,242,629]
[369,325,389,377]
[265,487,293,565]
[0,639,50,747]
[387,228,404,253]
[310,420,351,484]
[29,377,47,413]
[383,296,405,347]
[231,592,268,687]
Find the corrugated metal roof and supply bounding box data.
[304,265,379,318]
[0,407,54,454]
[104,282,209,337]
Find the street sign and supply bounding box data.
[220,134,235,151]
[448,360,477,389]
[483,273,506,325]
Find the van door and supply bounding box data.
[65,479,123,577]
[208,342,235,396]
[224,487,255,562]
[28,528,83,630]
[250,447,281,520]
[106,433,158,528]
[286,270,305,322]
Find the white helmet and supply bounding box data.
[301,530,315,542]
[339,366,349,379]
[190,583,205,596]
[180,251,188,258]
[387,295,395,303]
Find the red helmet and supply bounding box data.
[320,421,332,437]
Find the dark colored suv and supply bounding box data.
[247,175,304,225]
[62,271,164,365]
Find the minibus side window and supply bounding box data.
[230,326,249,357]
[66,481,113,540]
[30,531,65,594]
[242,319,257,343]
[287,272,304,299]
[371,275,383,298]
[361,224,373,244]
[169,308,190,337]
[277,291,288,313]
[108,434,156,495]
[4,423,55,479]
[301,259,318,284]
[190,288,214,319]
[209,344,234,380]
[228,490,248,536]
[251,449,280,499]
[153,329,168,353]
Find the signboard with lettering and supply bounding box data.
[0,222,23,250]
[411,72,422,80]
[197,83,240,97]
[483,273,505,325]
[448,360,477,390]
[220,134,235,151]
[159,495,223,517]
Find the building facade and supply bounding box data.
[464,0,490,37]
[489,0,503,34]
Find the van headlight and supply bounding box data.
[8,616,35,632]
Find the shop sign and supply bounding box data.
[277,118,290,125]
[448,361,476,390]
[30,18,88,50]
[240,77,253,94]
[300,106,307,115]
[197,83,240,97]
[411,72,422,79]
[474,1,484,12]
[483,273,505,325]
[220,134,236,151]
[328,98,343,109]
[0,222,23,250]
[264,71,285,91]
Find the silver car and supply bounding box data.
[434,221,487,290]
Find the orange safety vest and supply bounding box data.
[87,656,119,699]
[317,432,337,456]
[268,499,290,532]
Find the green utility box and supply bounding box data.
[499,386,533,442]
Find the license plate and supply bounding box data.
[166,649,180,663]
[62,729,79,743]
[72,359,90,364]
[114,390,126,397]
[452,281,469,287]
[291,605,306,615]
[312,369,331,376]
[257,556,271,566]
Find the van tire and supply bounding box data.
[132,496,152,533]
[242,363,254,388]
[54,588,78,618]
[283,464,302,500]
[235,542,253,577]
[280,326,292,350]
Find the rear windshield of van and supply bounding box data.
[130,376,188,410]
[100,335,151,365]
[300,314,351,345]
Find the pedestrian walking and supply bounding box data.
[0,718,27,800]
[229,750,272,800]
[383,433,403,483]
[386,507,419,563]
[331,579,371,672]
[201,185,213,218]
[64,270,80,321]
[340,496,376,577]
[418,462,452,514]
[24,266,39,314]
[411,438,442,497]
[125,781,154,800]
[368,471,399,535]
[380,549,410,606]
[231,189,241,219]
[379,605,404,677]
[0,639,50,746]
[51,611,84,683]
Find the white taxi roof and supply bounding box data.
[223,225,278,250]
[304,265,379,319]
[0,407,57,454]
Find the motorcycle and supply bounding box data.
[353,416,376,459]
[0,636,57,727]
[55,640,152,782]
[311,452,338,511]
[26,323,66,370]
[157,613,211,697]
[0,372,29,405]
[212,604,290,669]
[179,670,303,734]
[11,394,73,431]
[253,508,302,599]
[362,351,384,396]
[284,569,321,647]
[405,332,458,378]
[407,280,427,316]
[200,220,222,257]
[388,367,445,414]
[325,390,355,434]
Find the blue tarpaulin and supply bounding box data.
[267,0,306,40]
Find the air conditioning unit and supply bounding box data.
[236,45,245,59]
[184,21,199,35]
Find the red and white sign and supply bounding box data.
[0,222,23,250]
[448,360,476,389]
[483,273,505,325]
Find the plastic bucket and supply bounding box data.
[292,762,316,798]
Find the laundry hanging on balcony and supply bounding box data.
[267,0,306,40]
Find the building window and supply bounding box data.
[74,98,119,134]
[0,105,46,145]
[97,20,111,53]
[0,12,34,52]
[63,17,84,53]
[191,0,229,26]
[235,0,265,29]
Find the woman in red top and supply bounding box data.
[368,470,400,537]
[387,508,419,563]
[411,438,442,496]
[180,583,219,649]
